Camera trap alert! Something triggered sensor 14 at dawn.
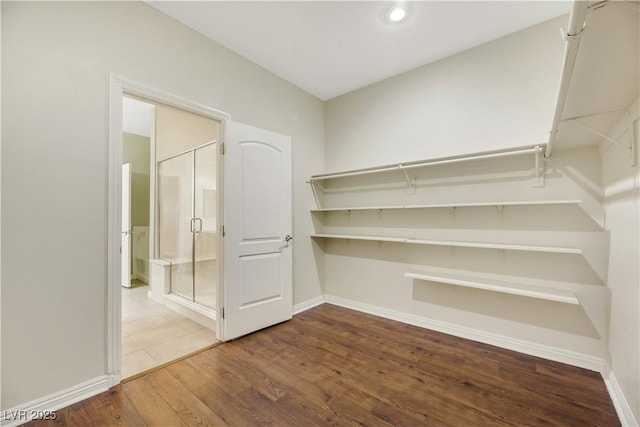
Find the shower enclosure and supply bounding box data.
[158,142,217,311]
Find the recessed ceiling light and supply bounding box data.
[388,6,407,22]
[384,4,410,24]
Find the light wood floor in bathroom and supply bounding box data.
[121,283,218,379]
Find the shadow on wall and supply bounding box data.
[410,280,601,339]
[317,240,603,286]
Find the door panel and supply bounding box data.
[241,142,282,239]
[240,252,282,305]
[224,121,292,340]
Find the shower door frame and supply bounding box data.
[157,141,218,309]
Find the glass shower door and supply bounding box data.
[158,151,195,301]
[194,143,217,309]
[158,142,217,309]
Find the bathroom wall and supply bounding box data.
[1,1,324,410]
[155,103,219,162]
[123,132,150,228]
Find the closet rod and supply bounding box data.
[309,146,542,182]
[545,0,590,159]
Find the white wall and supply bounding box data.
[321,15,616,363]
[601,99,640,423]
[1,1,324,410]
[324,15,566,171]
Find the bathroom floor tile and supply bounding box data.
[121,333,147,356]
[145,329,218,365]
[121,284,218,379]
[121,350,157,378]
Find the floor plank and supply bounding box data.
[28,303,620,426]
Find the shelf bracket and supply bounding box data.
[496,205,504,216]
[308,180,322,209]
[448,207,456,217]
[569,115,637,166]
[398,164,415,194]
[533,145,544,187]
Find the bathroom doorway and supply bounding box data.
[108,76,294,385]
[119,93,222,379]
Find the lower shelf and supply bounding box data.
[404,270,580,305]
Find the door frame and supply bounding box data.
[107,75,229,385]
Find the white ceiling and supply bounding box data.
[147,1,571,100]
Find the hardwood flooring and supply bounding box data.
[25,304,620,426]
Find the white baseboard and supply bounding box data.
[604,369,639,427]
[293,295,326,314]
[323,295,607,372]
[1,376,110,427]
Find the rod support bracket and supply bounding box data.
[398,165,415,194]
[533,145,545,188]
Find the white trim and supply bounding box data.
[107,74,230,386]
[323,295,607,372]
[1,376,110,427]
[293,295,326,315]
[603,369,639,427]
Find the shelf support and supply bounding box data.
[308,180,322,209]
[398,164,415,194]
[533,145,544,187]
[569,114,637,166]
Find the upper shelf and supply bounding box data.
[308,145,544,182]
[311,199,582,213]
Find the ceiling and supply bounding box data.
[147,1,571,100]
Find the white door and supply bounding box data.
[121,163,132,288]
[223,121,292,340]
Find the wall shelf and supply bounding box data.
[311,199,582,213]
[404,270,580,305]
[312,233,582,255]
[311,233,408,243]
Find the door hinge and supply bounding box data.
[221,307,225,319]
[221,225,225,237]
[221,143,225,155]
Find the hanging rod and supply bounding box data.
[545,0,590,159]
[308,145,544,182]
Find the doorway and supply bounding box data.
[117,91,224,379]
[108,76,294,385]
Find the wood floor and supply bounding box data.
[26,304,619,426]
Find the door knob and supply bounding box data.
[284,234,293,242]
